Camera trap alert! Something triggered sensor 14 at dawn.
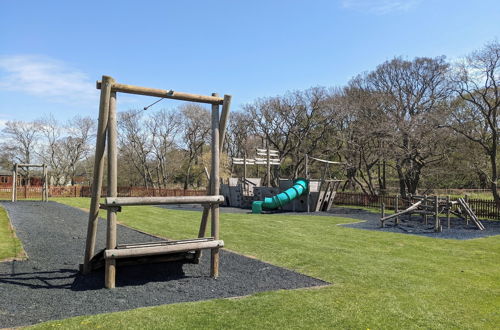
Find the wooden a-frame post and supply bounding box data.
[82,75,113,274]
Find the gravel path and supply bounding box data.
[0,201,327,328]
[162,204,500,240]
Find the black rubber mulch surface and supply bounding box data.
[330,207,500,240]
[0,201,327,328]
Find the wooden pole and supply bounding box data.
[210,95,220,278]
[197,93,232,242]
[42,165,45,201]
[197,93,218,240]
[42,165,46,201]
[195,93,220,266]
[380,203,385,227]
[381,201,422,222]
[219,95,232,148]
[305,154,310,213]
[83,75,114,274]
[464,195,469,225]
[44,164,47,201]
[423,195,428,225]
[243,151,247,193]
[395,195,399,225]
[40,165,43,201]
[14,164,18,202]
[408,194,413,221]
[446,195,451,229]
[434,195,441,232]
[11,165,16,202]
[105,91,118,288]
[46,165,50,201]
[266,145,271,187]
[16,163,44,167]
[104,195,224,206]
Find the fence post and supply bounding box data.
[434,195,441,232]
[464,195,469,225]
[408,194,412,221]
[380,203,385,228]
[423,195,428,225]
[446,195,451,229]
[395,195,399,225]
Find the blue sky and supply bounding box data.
[1,0,499,125]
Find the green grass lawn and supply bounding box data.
[0,205,25,261]
[26,198,500,329]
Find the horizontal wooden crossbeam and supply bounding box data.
[16,164,45,167]
[96,81,224,105]
[102,195,224,207]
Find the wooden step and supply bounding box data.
[104,239,224,259]
[116,237,215,249]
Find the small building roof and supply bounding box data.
[0,166,11,176]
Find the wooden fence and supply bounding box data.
[3,186,498,220]
[0,186,206,200]
[335,192,500,220]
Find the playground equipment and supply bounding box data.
[380,195,484,231]
[11,163,49,202]
[222,152,344,213]
[304,155,343,212]
[252,178,308,213]
[82,75,231,288]
[222,147,281,208]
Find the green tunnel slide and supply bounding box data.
[251,178,309,214]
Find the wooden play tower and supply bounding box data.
[82,75,232,288]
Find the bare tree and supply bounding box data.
[361,56,450,197]
[62,116,95,185]
[2,120,40,185]
[37,115,66,185]
[339,83,387,194]
[146,109,181,188]
[180,104,210,189]
[446,41,500,204]
[246,87,341,180]
[118,110,154,188]
[2,120,40,164]
[226,112,253,158]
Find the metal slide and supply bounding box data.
[251,178,309,214]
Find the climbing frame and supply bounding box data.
[380,195,484,231]
[82,75,232,288]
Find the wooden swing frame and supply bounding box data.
[82,75,232,288]
[11,163,49,202]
